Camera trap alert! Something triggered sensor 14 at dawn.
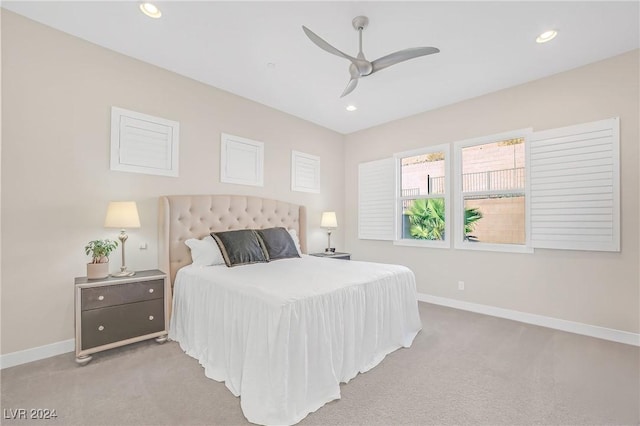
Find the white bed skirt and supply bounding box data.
[169,257,422,425]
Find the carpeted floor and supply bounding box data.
[2,302,638,425]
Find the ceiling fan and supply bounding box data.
[302,16,440,97]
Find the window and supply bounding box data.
[395,145,450,248]
[454,129,532,252]
[357,118,619,253]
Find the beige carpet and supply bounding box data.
[2,303,638,425]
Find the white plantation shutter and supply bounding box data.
[358,158,396,240]
[291,151,320,193]
[220,133,264,187]
[110,107,179,177]
[529,117,620,251]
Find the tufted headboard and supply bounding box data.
[158,195,307,288]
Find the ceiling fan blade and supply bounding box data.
[302,26,357,63]
[340,78,359,97]
[371,47,440,73]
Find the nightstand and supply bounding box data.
[309,252,351,260]
[74,269,169,365]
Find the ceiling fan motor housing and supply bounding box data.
[352,16,369,30]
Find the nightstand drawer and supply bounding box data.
[81,279,164,310]
[81,298,165,350]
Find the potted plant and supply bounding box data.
[85,239,118,279]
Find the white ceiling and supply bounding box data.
[3,1,639,134]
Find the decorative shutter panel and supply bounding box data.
[291,151,320,193]
[529,117,620,251]
[358,158,396,240]
[110,107,180,177]
[119,117,173,170]
[220,133,264,187]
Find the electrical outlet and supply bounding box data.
[139,243,148,250]
[458,281,465,290]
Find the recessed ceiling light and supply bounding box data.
[346,105,357,112]
[536,30,557,43]
[140,2,162,19]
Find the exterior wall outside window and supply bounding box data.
[465,196,525,244]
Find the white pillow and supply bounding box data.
[287,229,303,256]
[185,235,225,266]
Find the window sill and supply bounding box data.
[394,239,450,249]
[454,241,534,254]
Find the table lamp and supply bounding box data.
[320,211,338,253]
[104,201,140,277]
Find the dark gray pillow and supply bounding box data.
[255,227,300,261]
[210,230,268,267]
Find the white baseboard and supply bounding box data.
[0,339,75,369]
[418,293,640,347]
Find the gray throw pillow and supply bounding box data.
[255,227,300,261]
[210,229,268,267]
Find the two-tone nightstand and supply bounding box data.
[309,252,351,260]
[74,269,169,365]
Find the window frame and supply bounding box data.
[453,128,533,253]
[394,144,451,249]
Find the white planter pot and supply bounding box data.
[87,262,109,280]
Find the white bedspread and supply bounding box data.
[169,255,422,425]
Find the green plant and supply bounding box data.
[404,199,483,241]
[406,198,445,240]
[463,206,483,241]
[85,239,118,264]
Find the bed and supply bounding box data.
[159,195,422,425]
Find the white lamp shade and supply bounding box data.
[321,211,338,229]
[104,201,141,228]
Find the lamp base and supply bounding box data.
[113,231,135,278]
[111,269,135,277]
[325,230,335,254]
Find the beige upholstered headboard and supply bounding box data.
[158,195,307,287]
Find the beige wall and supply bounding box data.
[0,12,345,354]
[345,50,640,334]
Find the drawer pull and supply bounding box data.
[98,295,104,301]
[148,315,154,321]
[98,325,105,331]
[148,289,154,294]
